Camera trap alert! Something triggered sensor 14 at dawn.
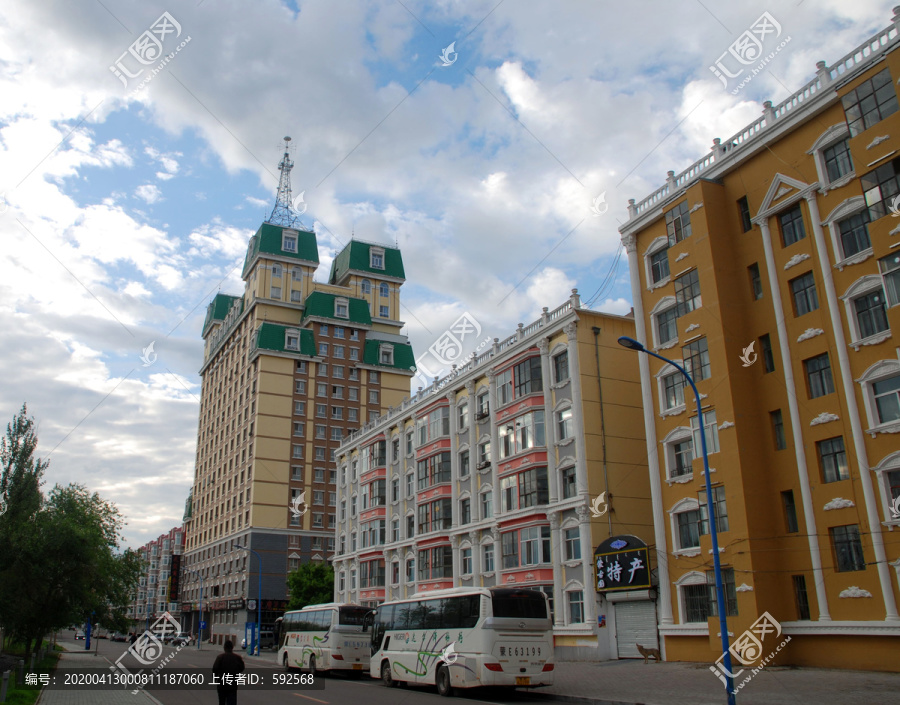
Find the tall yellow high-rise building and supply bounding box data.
[179,140,415,646]
[619,10,900,671]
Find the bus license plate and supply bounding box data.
[516,677,530,686]
[353,664,363,670]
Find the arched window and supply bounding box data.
[361,279,371,294]
[380,282,389,297]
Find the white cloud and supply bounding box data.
[135,183,162,204]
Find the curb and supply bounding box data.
[517,690,653,705]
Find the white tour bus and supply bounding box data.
[366,587,554,696]
[277,602,371,674]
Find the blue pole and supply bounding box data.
[618,336,736,705]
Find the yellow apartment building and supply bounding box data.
[333,292,656,661]
[619,10,900,671]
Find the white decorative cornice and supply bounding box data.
[890,223,900,236]
[666,474,693,486]
[708,547,725,554]
[735,583,754,592]
[675,251,689,262]
[784,253,811,270]
[797,328,824,342]
[718,421,734,431]
[866,135,890,149]
[656,340,678,351]
[685,323,700,333]
[689,202,704,213]
[851,331,892,351]
[834,247,874,271]
[811,412,839,426]
[678,549,701,558]
[775,186,793,199]
[839,586,872,598]
[824,498,855,511]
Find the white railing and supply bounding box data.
[339,294,579,448]
[630,10,900,219]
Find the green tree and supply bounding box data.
[0,405,143,658]
[286,562,334,610]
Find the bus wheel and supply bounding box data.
[283,653,290,670]
[436,665,453,697]
[308,655,317,676]
[381,661,397,687]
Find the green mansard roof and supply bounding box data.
[242,223,319,278]
[363,339,416,372]
[254,323,316,356]
[329,240,405,284]
[202,294,242,337]
[301,291,372,326]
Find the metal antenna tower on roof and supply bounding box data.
[268,136,300,228]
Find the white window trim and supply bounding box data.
[650,296,678,350]
[563,580,586,626]
[370,247,386,270]
[457,400,469,431]
[871,450,900,526]
[840,274,892,349]
[272,263,282,277]
[644,235,671,291]
[674,570,708,625]
[285,328,301,351]
[662,426,693,484]
[655,361,687,417]
[282,232,298,252]
[554,402,575,446]
[334,296,350,319]
[807,123,855,192]
[561,518,581,565]
[857,359,900,436]
[379,343,394,366]
[668,497,702,556]
[822,196,872,270]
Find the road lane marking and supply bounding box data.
[292,693,328,703]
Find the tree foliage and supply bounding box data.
[0,404,143,657]
[286,562,334,610]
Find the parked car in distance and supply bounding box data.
[241,631,275,650]
[110,632,128,642]
[168,633,192,646]
[74,631,86,640]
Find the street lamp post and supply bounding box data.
[618,336,736,705]
[184,569,204,650]
[235,544,262,656]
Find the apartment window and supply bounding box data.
[460,498,471,524]
[483,543,494,572]
[340,500,346,521]
[313,490,325,505]
[417,498,452,533]
[293,422,304,437]
[862,156,900,220]
[406,558,415,582]
[498,410,545,459]
[348,408,358,422]
[369,390,379,404]
[674,270,701,317]
[285,333,300,350]
[770,409,786,450]
[334,298,349,319]
[351,496,357,516]
[459,449,470,477]
[837,211,871,259]
[792,575,811,620]
[676,508,701,550]
[564,527,581,561]
[417,546,453,580]
[371,249,385,269]
[824,138,853,182]
[315,447,325,460]
[656,305,679,345]
[379,344,393,365]
[331,345,344,360]
[760,334,775,373]
[461,548,472,575]
[782,490,799,534]
[842,68,898,137]
[650,247,670,284]
[748,263,763,300]
[563,468,578,501]
[333,365,344,379]
[316,404,326,418]
[553,350,569,383]
[879,253,900,306]
[270,286,281,299]
[873,374,900,424]
[557,407,574,440]
[830,525,865,572]
[662,372,685,410]
[348,387,358,401]
[391,437,400,462]
[406,430,414,455]
[282,234,297,252]
[779,205,806,246]
[334,326,345,338]
[379,282,389,297]
[699,486,728,534]
[406,472,413,497]
[379,305,389,318]
[666,200,692,245]
[319,363,327,376]
[360,279,371,294]
[330,428,343,441]
[317,382,327,397]
[478,441,491,466]
[671,439,693,477]
[496,369,512,406]
[406,515,414,539]
[514,357,543,397]
[318,342,328,356]
[567,591,585,624]
[417,452,451,490]
[481,490,493,519]
[682,337,711,382]
[332,385,344,399]
[291,466,302,481]
[315,425,326,439]
[805,353,835,398]
[737,196,752,232]
[292,444,303,459]
[350,329,359,341]
[295,380,306,395]
[818,436,849,483]
[853,289,889,339]
[349,349,359,362]
[291,290,302,302]
[790,272,819,316]
[706,568,738,617]
[477,391,490,417]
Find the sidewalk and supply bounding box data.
[35,650,159,705]
[528,659,900,705]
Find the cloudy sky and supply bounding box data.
[0,0,892,547]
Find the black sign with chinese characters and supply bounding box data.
[169,554,181,601]
[593,535,651,592]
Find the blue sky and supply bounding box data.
[0,0,892,547]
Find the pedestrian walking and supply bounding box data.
[212,639,245,705]
[129,632,137,645]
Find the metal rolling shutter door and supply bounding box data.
[615,601,659,659]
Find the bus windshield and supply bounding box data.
[491,589,548,619]
[339,606,370,626]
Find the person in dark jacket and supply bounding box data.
[129,633,137,645]
[212,640,245,705]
